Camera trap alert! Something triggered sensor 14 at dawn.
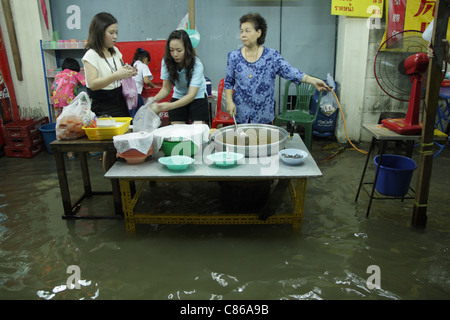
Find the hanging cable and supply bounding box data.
[331,90,368,155]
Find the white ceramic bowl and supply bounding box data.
[279,149,308,165]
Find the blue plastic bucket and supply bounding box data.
[39,123,56,154]
[373,154,417,196]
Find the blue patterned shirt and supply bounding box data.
[225,47,306,124]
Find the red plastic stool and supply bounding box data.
[212,79,234,128]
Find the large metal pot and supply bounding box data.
[210,124,289,158]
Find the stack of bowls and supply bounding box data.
[117,146,153,164]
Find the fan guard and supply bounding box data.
[374,30,429,102]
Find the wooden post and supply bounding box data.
[412,0,449,228]
[189,0,196,54]
[189,0,195,29]
[1,0,23,81]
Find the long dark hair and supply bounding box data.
[86,12,117,58]
[132,48,151,65]
[164,30,196,86]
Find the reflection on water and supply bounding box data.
[0,144,449,300]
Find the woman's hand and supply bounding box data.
[227,101,237,117]
[85,60,135,91]
[428,39,450,63]
[149,103,159,114]
[427,42,434,59]
[153,102,171,113]
[224,88,236,117]
[304,75,332,92]
[116,65,137,80]
[443,39,449,62]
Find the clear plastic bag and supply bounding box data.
[177,13,189,30]
[320,74,338,116]
[133,98,161,132]
[56,92,95,140]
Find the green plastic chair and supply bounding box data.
[274,81,322,151]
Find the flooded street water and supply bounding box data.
[1,140,449,300]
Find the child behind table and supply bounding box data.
[51,58,86,119]
[132,48,158,117]
[51,58,86,160]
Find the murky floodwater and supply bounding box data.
[1,141,449,300]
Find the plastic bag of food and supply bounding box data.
[319,74,338,116]
[56,92,95,140]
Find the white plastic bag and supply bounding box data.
[422,19,434,42]
[56,92,95,140]
[327,73,336,90]
[177,13,189,30]
[133,98,161,133]
[319,74,338,116]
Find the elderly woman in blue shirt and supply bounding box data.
[225,13,331,124]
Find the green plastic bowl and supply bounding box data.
[206,152,244,167]
[161,140,198,156]
[158,156,195,171]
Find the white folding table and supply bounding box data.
[105,134,322,232]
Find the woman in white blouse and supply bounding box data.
[82,12,137,171]
[82,12,137,117]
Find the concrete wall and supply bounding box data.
[1,1,410,143]
[0,0,52,118]
[48,0,336,114]
[334,16,370,143]
[1,0,336,129]
[334,15,410,143]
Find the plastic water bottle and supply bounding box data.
[83,107,95,128]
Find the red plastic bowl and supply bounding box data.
[117,146,153,164]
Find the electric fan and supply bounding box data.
[374,30,430,134]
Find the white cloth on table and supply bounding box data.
[113,131,154,154]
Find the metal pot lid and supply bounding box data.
[211,124,289,146]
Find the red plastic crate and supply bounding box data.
[116,40,165,82]
[115,41,170,120]
[5,131,43,148]
[3,117,48,138]
[0,124,4,146]
[4,142,44,158]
